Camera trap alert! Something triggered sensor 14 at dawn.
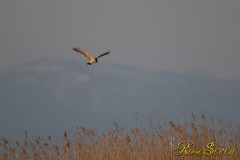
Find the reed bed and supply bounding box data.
[1,114,239,160]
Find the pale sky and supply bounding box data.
[1,0,240,79]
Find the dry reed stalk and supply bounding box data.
[0,114,239,160]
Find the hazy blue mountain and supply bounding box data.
[0,57,240,141]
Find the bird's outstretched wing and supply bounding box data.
[73,47,95,62]
[96,51,110,59]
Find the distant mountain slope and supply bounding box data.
[0,57,240,140]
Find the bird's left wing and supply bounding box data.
[73,47,95,61]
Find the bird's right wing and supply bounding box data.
[96,51,110,59]
[73,47,95,61]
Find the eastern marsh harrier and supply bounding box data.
[73,47,110,65]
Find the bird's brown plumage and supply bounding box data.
[73,47,95,63]
[73,47,110,65]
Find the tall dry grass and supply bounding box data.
[0,114,239,160]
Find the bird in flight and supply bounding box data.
[73,47,110,65]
